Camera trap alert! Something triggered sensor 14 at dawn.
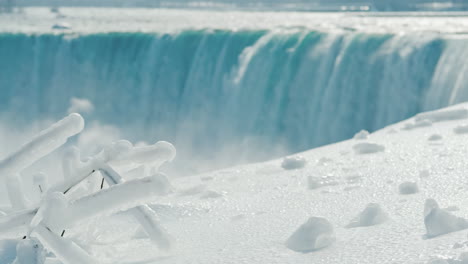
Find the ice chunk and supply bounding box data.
[13,238,45,264]
[286,217,335,252]
[352,142,385,154]
[424,199,468,238]
[0,113,84,178]
[281,156,307,170]
[415,108,468,123]
[353,130,369,140]
[399,182,419,195]
[454,124,468,134]
[346,203,388,228]
[428,134,443,141]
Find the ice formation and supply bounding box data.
[0,113,176,263]
[286,217,335,253]
[346,203,388,228]
[424,199,468,238]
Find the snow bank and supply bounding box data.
[286,217,335,252]
[281,156,306,170]
[346,203,388,228]
[352,142,385,154]
[424,199,468,238]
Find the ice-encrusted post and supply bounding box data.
[0,114,84,210]
[0,113,177,263]
[0,113,84,177]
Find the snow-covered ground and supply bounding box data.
[2,103,468,263]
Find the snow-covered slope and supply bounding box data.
[2,104,468,263]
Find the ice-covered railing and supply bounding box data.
[0,113,176,264]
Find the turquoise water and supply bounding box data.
[1,29,467,172]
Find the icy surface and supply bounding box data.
[2,103,468,263]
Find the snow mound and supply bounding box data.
[286,217,335,253]
[454,124,468,134]
[281,156,306,170]
[399,182,419,195]
[424,199,468,238]
[353,130,369,140]
[352,142,385,154]
[345,203,388,228]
